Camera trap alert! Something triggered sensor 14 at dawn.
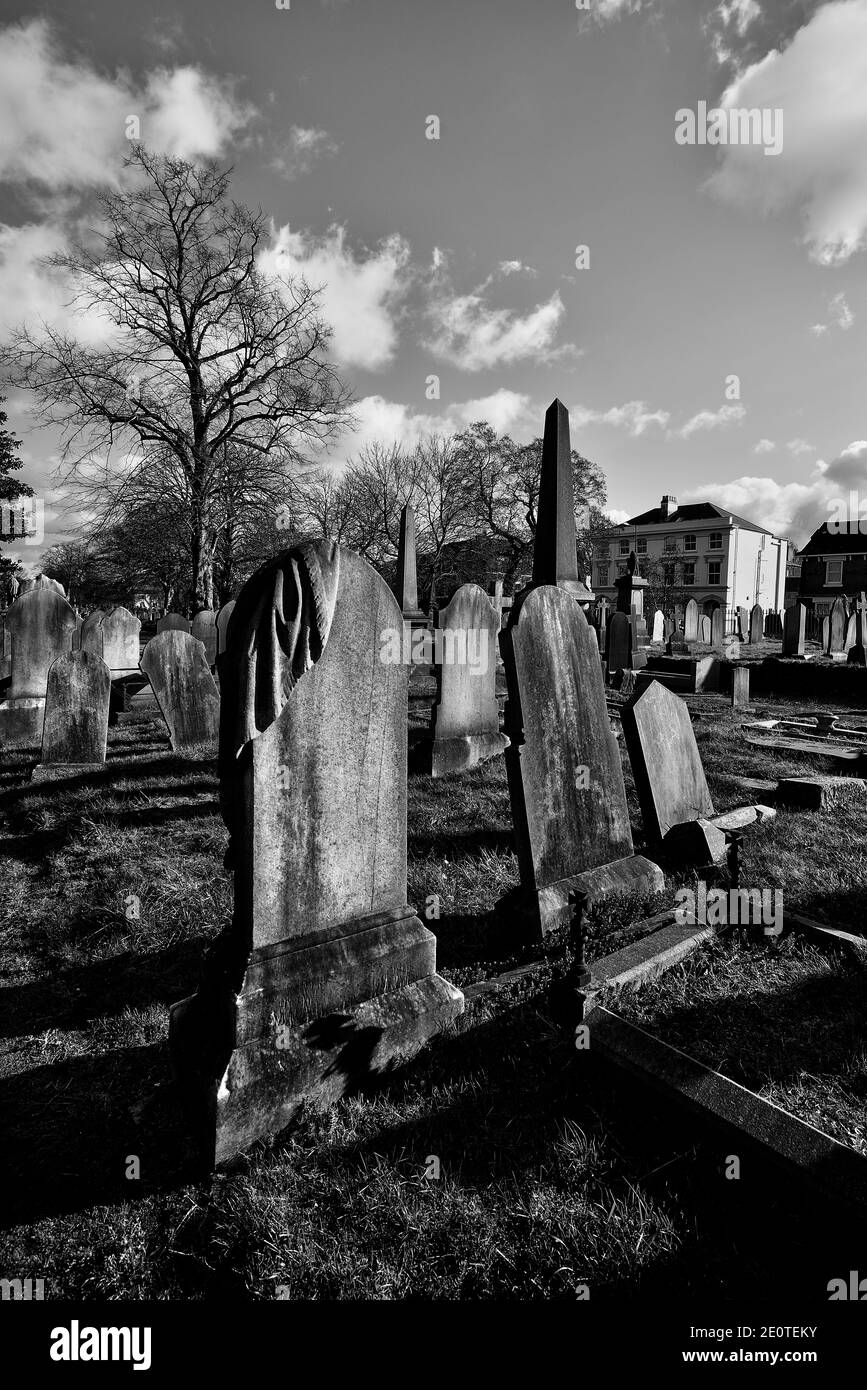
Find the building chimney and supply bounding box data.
[660,494,676,520]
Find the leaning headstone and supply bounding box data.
[170,542,463,1166]
[156,613,191,634]
[427,584,507,776]
[749,603,764,644]
[700,614,711,643]
[531,399,594,604]
[32,652,111,780]
[828,597,847,654]
[216,600,236,657]
[683,599,699,643]
[622,681,774,865]
[0,588,77,745]
[652,611,665,643]
[710,607,724,646]
[99,606,141,676]
[79,610,106,655]
[191,609,218,667]
[140,630,220,753]
[500,585,663,938]
[782,602,806,658]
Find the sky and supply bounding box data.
[1,0,867,571]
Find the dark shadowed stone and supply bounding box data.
[394,503,426,619]
[170,545,463,1166]
[0,588,76,746]
[140,630,220,752]
[79,609,106,656]
[777,776,867,810]
[711,607,724,645]
[736,606,748,640]
[683,599,699,643]
[666,627,689,656]
[156,613,191,634]
[33,652,111,776]
[606,611,631,678]
[500,584,663,937]
[782,602,806,658]
[100,606,141,675]
[427,584,507,776]
[191,609,218,666]
[531,399,593,603]
[216,600,236,656]
[749,603,763,644]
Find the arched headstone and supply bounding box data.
[427,584,507,776]
[156,613,191,634]
[191,609,218,666]
[35,651,111,775]
[140,630,219,752]
[0,587,76,744]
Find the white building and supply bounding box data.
[592,495,790,623]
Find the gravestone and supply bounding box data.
[666,626,689,656]
[79,610,106,655]
[730,666,751,709]
[170,542,463,1166]
[0,615,9,681]
[531,399,594,604]
[100,606,141,676]
[156,613,191,634]
[683,599,699,643]
[622,681,773,865]
[394,503,427,621]
[845,614,857,652]
[710,607,724,646]
[0,587,77,744]
[216,600,236,657]
[749,604,764,644]
[822,616,830,651]
[828,597,847,654]
[71,616,83,652]
[782,602,806,658]
[191,609,218,666]
[140,630,220,753]
[700,614,711,643]
[17,574,65,597]
[663,615,675,641]
[32,652,111,779]
[427,584,507,776]
[500,584,663,937]
[606,611,631,680]
[736,606,749,640]
[652,611,664,643]
[847,592,867,666]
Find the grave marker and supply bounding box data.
[79,610,106,655]
[33,651,111,778]
[216,599,236,657]
[782,602,806,658]
[828,597,847,654]
[156,613,191,634]
[100,606,141,676]
[0,587,77,744]
[749,604,764,644]
[683,599,699,643]
[427,584,507,776]
[711,607,724,646]
[191,608,218,666]
[140,630,220,753]
[652,611,664,643]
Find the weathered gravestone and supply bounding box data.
[711,607,724,646]
[427,584,507,776]
[730,665,751,709]
[683,599,699,643]
[828,597,848,655]
[394,503,427,622]
[666,626,689,656]
[32,652,111,780]
[736,606,749,640]
[191,609,218,667]
[652,610,665,643]
[156,613,191,634]
[17,574,65,597]
[749,604,764,644]
[782,602,806,658]
[79,610,106,655]
[216,600,236,657]
[0,615,9,681]
[663,615,675,641]
[700,614,711,643]
[140,630,220,753]
[622,681,774,866]
[500,585,663,937]
[71,615,83,652]
[170,541,464,1166]
[0,587,76,745]
[822,616,830,651]
[531,399,593,604]
[100,606,141,676]
[606,611,632,681]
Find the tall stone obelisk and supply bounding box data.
[531,399,594,605]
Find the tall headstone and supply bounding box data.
[427,584,507,776]
[33,652,111,778]
[736,606,749,640]
[730,666,751,709]
[782,602,807,658]
[0,588,76,744]
[394,503,426,621]
[100,606,141,676]
[531,400,593,604]
[847,592,867,666]
[700,614,711,643]
[606,611,631,681]
[651,610,664,643]
[500,585,663,937]
[216,600,236,657]
[156,613,191,634]
[822,615,830,651]
[828,597,847,654]
[749,604,764,644]
[170,543,463,1166]
[683,598,699,643]
[140,630,220,753]
[79,610,106,655]
[191,609,218,667]
[710,607,724,646]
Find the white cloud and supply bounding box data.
[573,399,671,436]
[424,279,573,371]
[0,220,118,343]
[707,0,762,66]
[706,1,867,265]
[272,125,339,180]
[606,507,632,524]
[787,437,815,456]
[810,322,828,337]
[0,19,254,189]
[590,0,645,24]
[264,223,411,370]
[675,403,746,438]
[754,437,776,453]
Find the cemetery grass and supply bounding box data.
[613,932,867,1159]
[1,693,866,1298]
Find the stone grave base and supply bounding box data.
[428,730,508,778]
[517,854,665,939]
[30,762,109,783]
[663,805,775,866]
[170,909,464,1168]
[777,776,867,810]
[0,697,45,746]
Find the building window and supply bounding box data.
[663,536,677,553]
[596,565,609,587]
[709,532,723,550]
[663,563,675,586]
[708,560,721,585]
[682,563,695,586]
[636,538,647,555]
[683,534,696,552]
[619,539,630,555]
[826,559,843,585]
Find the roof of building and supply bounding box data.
[798,523,867,557]
[621,502,769,534]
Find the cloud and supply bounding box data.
[264,223,411,370]
[787,437,815,456]
[754,437,776,453]
[327,390,534,461]
[810,290,855,335]
[589,0,645,24]
[272,125,339,180]
[706,1,867,265]
[424,277,574,371]
[574,399,671,436]
[0,19,254,190]
[707,0,763,66]
[675,403,746,438]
